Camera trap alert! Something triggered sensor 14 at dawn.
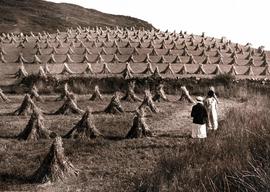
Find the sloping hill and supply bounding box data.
[0,0,154,33]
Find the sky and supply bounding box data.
[47,0,270,49]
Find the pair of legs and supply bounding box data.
[207,112,218,130]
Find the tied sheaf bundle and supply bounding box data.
[0,88,10,102]
[89,85,103,101]
[64,108,103,139]
[152,83,169,102]
[53,93,83,115]
[178,86,195,104]
[138,90,159,113]
[32,137,79,183]
[104,92,124,114]
[126,109,152,139]
[13,94,43,116]
[14,62,28,79]
[29,85,43,102]
[121,81,142,102]
[17,108,55,141]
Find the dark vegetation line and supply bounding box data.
[9,74,270,99]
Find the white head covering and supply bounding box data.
[196,96,204,102]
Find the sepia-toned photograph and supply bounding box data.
[0,0,269,191]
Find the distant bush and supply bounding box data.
[15,75,270,100]
[133,96,270,192]
[212,74,236,87]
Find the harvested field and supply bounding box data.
[0,95,240,191]
[1,26,270,88]
[1,22,270,192]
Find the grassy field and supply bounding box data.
[0,94,240,191]
[134,96,270,192]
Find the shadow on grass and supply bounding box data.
[156,133,191,139]
[0,112,15,116]
[0,173,31,184]
[104,135,125,141]
[0,135,17,139]
[92,110,136,115]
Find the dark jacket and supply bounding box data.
[191,102,208,125]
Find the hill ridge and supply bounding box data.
[0,0,154,34]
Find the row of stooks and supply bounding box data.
[1,82,186,138]
[1,27,213,41]
[0,26,264,57]
[0,26,265,62]
[0,27,228,42]
[1,37,235,50]
[1,48,267,66]
[4,46,266,61]
[0,82,194,115]
[0,36,261,56]
[0,27,243,48]
[0,84,194,184]
[14,61,270,81]
[1,44,264,59]
[0,26,266,184]
[0,33,265,62]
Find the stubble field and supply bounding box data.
[0,94,239,191]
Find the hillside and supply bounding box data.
[0,0,154,34]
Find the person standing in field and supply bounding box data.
[204,90,218,130]
[191,96,208,138]
[209,86,219,103]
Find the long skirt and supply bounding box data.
[207,109,218,130]
[192,124,207,138]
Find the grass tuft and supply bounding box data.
[134,96,270,192]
